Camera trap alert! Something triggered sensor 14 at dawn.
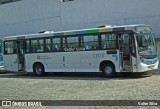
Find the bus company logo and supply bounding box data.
[37,55,52,60]
[2,101,11,107]
[1,101,43,107]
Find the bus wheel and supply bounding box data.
[33,63,45,76]
[102,63,115,78]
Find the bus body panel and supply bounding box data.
[4,54,18,72]
[132,56,138,72]
[24,50,120,73]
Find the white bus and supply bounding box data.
[3,24,159,77]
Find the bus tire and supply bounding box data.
[102,63,115,78]
[33,63,46,76]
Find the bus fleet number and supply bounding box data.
[93,53,105,59]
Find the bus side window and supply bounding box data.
[31,40,36,53]
[52,38,61,52]
[31,46,37,52]
[13,49,17,54]
[37,39,44,52]
[82,35,99,50]
[122,34,130,55]
[4,41,16,54]
[46,45,51,52]
[26,40,30,53]
[68,36,78,51]
[45,38,52,52]
[101,33,116,49]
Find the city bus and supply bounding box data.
[3,24,159,77]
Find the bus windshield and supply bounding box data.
[136,33,157,58]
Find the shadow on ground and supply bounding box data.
[0,71,159,80]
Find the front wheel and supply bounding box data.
[102,64,115,78]
[33,63,46,76]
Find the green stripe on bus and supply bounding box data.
[87,29,99,34]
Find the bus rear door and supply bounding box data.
[16,40,25,72]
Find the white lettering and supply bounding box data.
[149,102,157,106]
[138,102,148,106]
[28,102,42,107]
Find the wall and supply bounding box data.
[0,0,160,37]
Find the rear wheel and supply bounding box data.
[33,63,46,76]
[102,63,115,78]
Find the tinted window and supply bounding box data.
[26,40,30,53]
[81,35,99,50]
[45,38,52,52]
[101,33,117,49]
[31,39,44,53]
[62,36,79,52]
[52,38,61,52]
[4,41,17,54]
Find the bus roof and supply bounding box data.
[4,24,151,40]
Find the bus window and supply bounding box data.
[62,36,78,52]
[37,39,44,52]
[31,40,37,53]
[31,39,44,53]
[101,33,116,49]
[4,41,17,54]
[82,35,99,50]
[52,38,61,52]
[45,38,52,52]
[68,37,79,50]
[62,37,68,51]
[122,34,130,55]
[62,36,79,52]
[26,40,30,53]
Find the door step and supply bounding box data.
[123,61,132,71]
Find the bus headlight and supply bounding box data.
[153,57,159,63]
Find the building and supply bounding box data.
[0,0,160,34]
[0,0,160,70]
[0,0,160,53]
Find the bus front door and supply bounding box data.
[16,41,25,72]
[119,33,134,72]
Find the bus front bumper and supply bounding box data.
[137,61,159,72]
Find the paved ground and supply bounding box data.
[0,71,160,109]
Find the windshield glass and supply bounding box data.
[136,33,157,58]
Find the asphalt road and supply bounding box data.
[0,72,160,109]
